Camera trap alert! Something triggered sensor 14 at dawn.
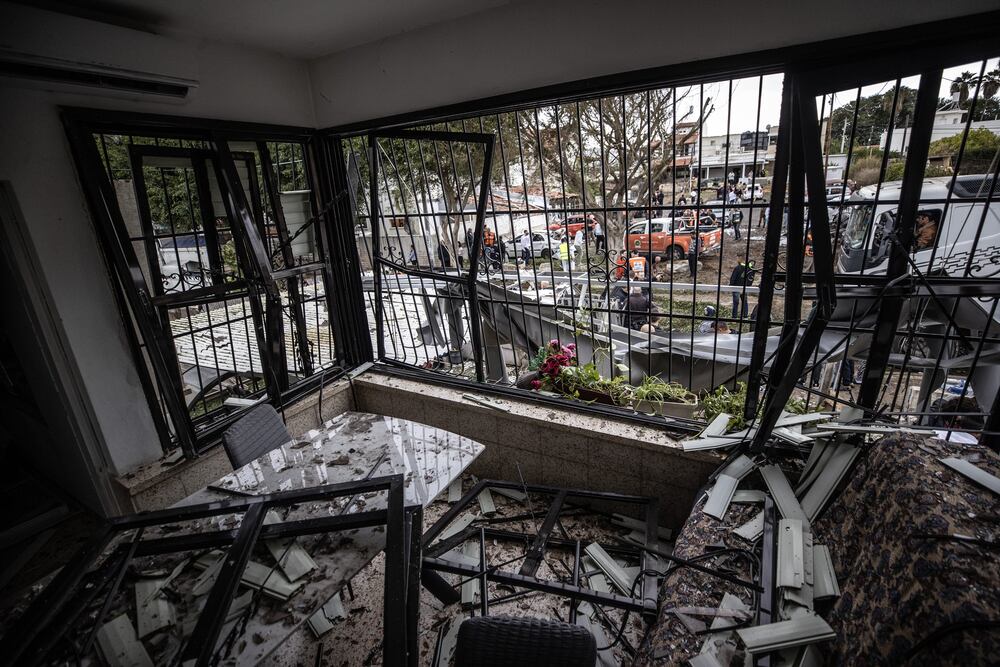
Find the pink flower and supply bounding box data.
[530,380,541,389]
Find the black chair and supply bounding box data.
[454,616,597,667]
[221,404,291,469]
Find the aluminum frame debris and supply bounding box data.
[736,614,835,653]
[704,474,740,520]
[1,475,415,667]
[800,445,861,522]
[939,457,1000,495]
[421,479,660,619]
[776,519,805,589]
[812,545,840,601]
[759,465,811,528]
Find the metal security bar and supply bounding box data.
[66,112,344,456]
[339,75,784,415]
[366,129,494,382]
[750,52,1000,446]
[0,474,412,667]
[333,45,1000,444]
[58,14,1000,457]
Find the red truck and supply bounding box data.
[548,214,597,236]
[624,216,723,259]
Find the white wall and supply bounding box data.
[0,7,315,513]
[309,0,1000,128]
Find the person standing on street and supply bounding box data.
[573,227,586,268]
[593,219,606,252]
[687,233,701,281]
[628,250,647,282]
[729,259,756,318]
[520,229,532,264]
[437,240,452,268]
[408,244,418,267]
[559,235,572,273]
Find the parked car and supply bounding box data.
[547,213,597,236]
[158,233,211,274]
[504,230,560,261]
[624,217,723,259]
[825,184,847,200]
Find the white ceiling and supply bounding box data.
[21,0,517,59]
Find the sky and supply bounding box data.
[695,57,1000,137]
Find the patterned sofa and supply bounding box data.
[634,432,1000,666]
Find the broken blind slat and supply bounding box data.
[719,454,756,481]
[800,445,860,522]
[734,510,765,543]
[702,413,732,438]
[703,474,739,520]
[735,614,835,653]
[760,465,810,528]
[776,519,804,589]
[774,413,833,428]
[732,490,767,504]
[795,441,833,496]
[584,543,633,595]
[812,544,841,600]
[939,457,1000,495]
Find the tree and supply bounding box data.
[951,71,980,105]
[928,127,1000,174]
[938,67,1000,122]
[518,88,714,246]
[829,86,917,150]
[983,67,1000,100]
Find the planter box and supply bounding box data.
[515,371,541,389]
[576,387,619,406]
[632,396,699,419]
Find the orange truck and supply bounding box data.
[624,216,723,259]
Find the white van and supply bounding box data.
[837,174,1000,279]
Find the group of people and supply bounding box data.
[615,252,757,334]
[716,182,753,204]
[551,221,605,272]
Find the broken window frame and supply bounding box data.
[743,36,1000,452]
[63,109,352,457]
[0,473,414,667]
[367,129,495,383]
[322,14,1000,443]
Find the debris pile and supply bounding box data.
[638,408,1000,666]
[423,476,663,667]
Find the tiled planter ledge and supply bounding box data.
[353,372,722,528]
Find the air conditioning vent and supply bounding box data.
[0,61,191,97]
[0,3,199,99]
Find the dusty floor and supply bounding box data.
[264,474,660,666]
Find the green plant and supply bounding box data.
[699,382,820,432]
[700,382,752,431]
[633,376,694,404]
[527,345,549,371]
[783,396,810,416]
